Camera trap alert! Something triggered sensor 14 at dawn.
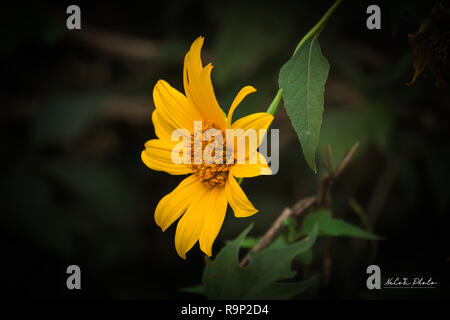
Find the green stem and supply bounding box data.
[266,89,283,115]
[265,0,343,116]
[293,0,343,55]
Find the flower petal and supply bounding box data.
[183,37,226,129]
[225,175,258,218]
[199,187,228,256]
[227,86,257,127]
[155,175,203,231]
[228,113,273,161]
[231,152,272,177]
[153,80,202,133]
[231,112,274,133]
[175,185,213,259]
[142,139,192,175]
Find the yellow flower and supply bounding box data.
[141,36,273,259]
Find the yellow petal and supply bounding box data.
[155,175,204,231]
[142,139,192,175]
[228,113,273,161]
[225,175,258,218]
[227,86,257,128]
[175,185,213,259]
[199,187,228,256]
[185,37,203,83]
[152,110,172,141]
[231,112,274,134]
[231,152,272,177]
[183,37,226,129]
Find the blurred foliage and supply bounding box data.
[319,104,394,167]
[33,95,104,146]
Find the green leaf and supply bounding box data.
[295,248,313,265]
[33,94,103,146]
[269,233,313,265]
[300,210,383,240]
[266,235,288,249]
[202,223,319,299]
[279,36,330,172]
[282,217,298,242]
[237,236,259,249]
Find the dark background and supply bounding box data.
[1,0,448,299]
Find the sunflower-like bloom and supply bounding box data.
[142,37,273,259]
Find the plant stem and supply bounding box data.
[265,0,343,116]
[266,89,283,115]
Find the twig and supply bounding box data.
[335,142,359,177]
[317,142,359,206]
[366,166,396,224]
[348,198,373,233]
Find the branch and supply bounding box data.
[317,142,359,206]
[335,142,359,177]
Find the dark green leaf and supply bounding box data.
[238,236,259,249]
[295,248,313,265]
[279,36,330,172]
[202,223,319,299]
[283,217,298,242]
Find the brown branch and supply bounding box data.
[335,142,360,177]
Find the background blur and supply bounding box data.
[1,0,448,299]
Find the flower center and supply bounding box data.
[190,120,231,189]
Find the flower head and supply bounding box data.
[142,36,273,259]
